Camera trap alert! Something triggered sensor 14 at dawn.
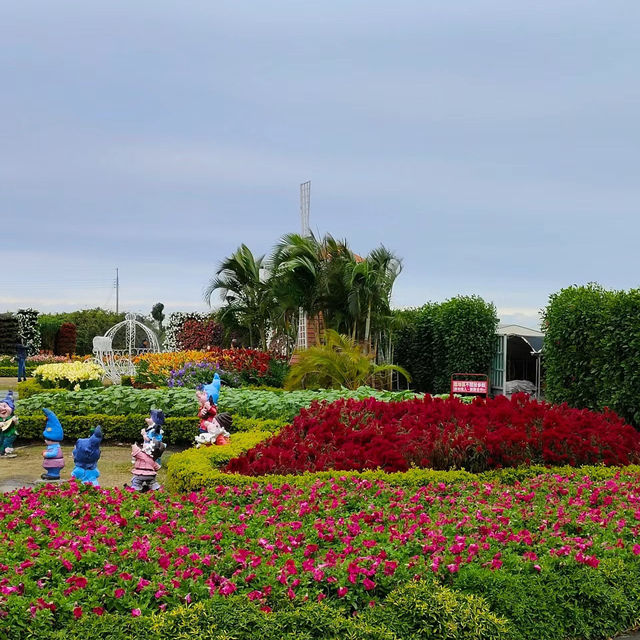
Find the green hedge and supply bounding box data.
[40,558,640,640]
[0,367,35,377]
[543,283,640,426]
[16,414,285,445]
[167,449,640,492]
[394,296,498,393]
[45,582,510,640]
[166,431,275,491]
[16,379,69,398]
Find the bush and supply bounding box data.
[50,585,509,640]
[16,379,69,398]
[16,413,283,444]
[543,284,640,426]
[393,296,498,393]
[0,366,36,377]
[55,322,77,356]
[0,312,19,356]
[16,308,41,355]
[176,318,224,350]
[39,316,63,352]
[166,431,275,490]
[223,394,640,476]
[41,309,126,356]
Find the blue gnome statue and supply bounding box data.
[0,391,18,458]
[142,409,165,465]
[41,408,64,480]
[71,425,103,486]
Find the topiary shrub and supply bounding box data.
[543,283,640,426]
[55,322,77,356]
[0,312,19,356]
[394,296,498,394]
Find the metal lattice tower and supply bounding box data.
[300,181,311,237]
[296,181,311,350]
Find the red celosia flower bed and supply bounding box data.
[224,394,640,475]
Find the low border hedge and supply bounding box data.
[166,431,274,491]
[0,366,35,377]
[47,582,510,640]
[166,453,640,493]
[16,413,285,445]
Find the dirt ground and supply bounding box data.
[0,377,185,493]
[0,443,182,493]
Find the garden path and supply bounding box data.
[0,444,172,491]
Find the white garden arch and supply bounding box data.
[93,313,160,384]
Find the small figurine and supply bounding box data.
[128,439,166,492]
[196,373,221,437]
[141,409,165,463]
[0,391,18,458]
[195,412,232,447]
[41,408,64,480]
[71,425,103,486]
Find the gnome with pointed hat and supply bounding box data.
[0,391,18,458]
[41,408,65,480]
[196,372,221,436]
[141,409,165,465]
[71,425,103,486]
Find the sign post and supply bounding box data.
[450,373,489,398]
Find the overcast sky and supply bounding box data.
[3,1,639,329]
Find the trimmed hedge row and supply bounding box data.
[166,431,273,490]
[0,367,35,377]
[16,414,285,445]
[543,284,640,426]
[45,582,509,640]
[167,446,640,492]
[393,296,498,393]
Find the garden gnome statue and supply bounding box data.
[0,391,18,458]
[128,439,166,492]
[195,412,232,447]
[196,373,221,437]
[41,408,64,480]
[71,425,103,486]
[141,409,165,465]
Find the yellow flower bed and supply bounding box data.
[33,361,104,388]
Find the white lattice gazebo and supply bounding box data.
[93,313,160,384]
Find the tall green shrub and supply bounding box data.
[434,296,499,392]
[40,309,125,355]
[0,313,19,356]
[543,284,640,425]
[39,316,62,352]
[394,296,498,393]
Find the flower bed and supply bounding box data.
[133,348,286,387]
[4,470,640,639]
[224,394,640,475]
[33,362,104,389]
[16,386,418,421]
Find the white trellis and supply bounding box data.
[93,313,160,384]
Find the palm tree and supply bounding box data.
[346,245,402,344]
[203,244,271,349]
[284,329,410,390]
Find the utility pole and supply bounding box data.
[115,268,119,314]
